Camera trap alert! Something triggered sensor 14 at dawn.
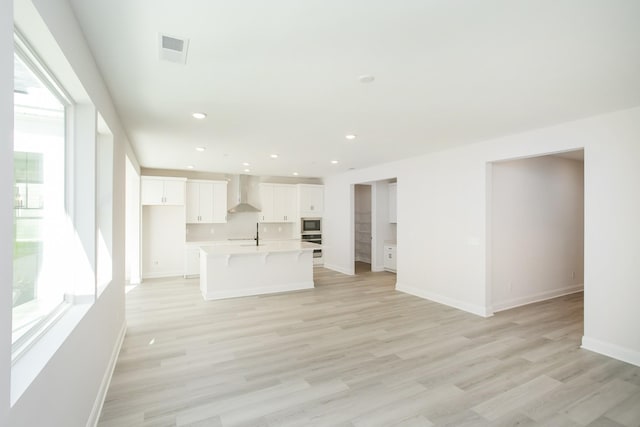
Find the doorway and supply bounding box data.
[354,184,372,274]
[488,150,584,314]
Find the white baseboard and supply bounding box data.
[324,263,354,276]
[396,282,491,317]
[492,285,584,313]
[582,336,640,367]
[203,281,314,300]
[87,321,127,427]
[142,271,184,279]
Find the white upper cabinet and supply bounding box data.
[259,183,297,223]
[141,176,186,205]
[212,182,228,223]
[186,180,227,223]
[388,182,397,223]
[259,184,275,222]
[298,184,324,217]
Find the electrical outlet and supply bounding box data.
[263,226,268,232]
[210,228,215,234]
[153,260,159,265]
[278,226,282,232]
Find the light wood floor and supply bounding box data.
[99,265,640,426]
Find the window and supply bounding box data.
[12,46,70,352]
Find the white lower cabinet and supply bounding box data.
[383,244,397,272]
[184,245,201,277]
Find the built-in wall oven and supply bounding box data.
[301,218,322,263]
[301,233,322,258]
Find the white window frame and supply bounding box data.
[11,30,79,363]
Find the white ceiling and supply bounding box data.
[68,0,640,178]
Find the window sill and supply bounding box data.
[10,302,92,405]
[12,299,69,357]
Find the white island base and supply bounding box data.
[199,241,319,300]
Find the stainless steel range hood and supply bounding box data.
[227,174,261,213]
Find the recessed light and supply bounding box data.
[358,75,375,83]
[244,168,250,173]
[292,172,299,176]
[195,146,206,152]
[192,112,207,119]
[345,134,357,140]
[187,165,194,169]
[270,154,279,159]
[331,160,339,164]
[242,162,250,166]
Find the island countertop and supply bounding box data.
[200,240,321,256]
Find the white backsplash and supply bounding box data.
[186,212,297,241]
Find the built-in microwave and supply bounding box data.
[301,218,321,234]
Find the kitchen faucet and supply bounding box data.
[255,222,259,246]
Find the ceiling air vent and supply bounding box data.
[158,33,189,64]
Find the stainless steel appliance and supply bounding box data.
[301,233,322,259]
[301,218,321,234]
[301,218,322,263]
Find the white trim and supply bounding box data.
[11,303,92,404]
[396,282,492,317]
[324,263,354,276]
[14,29,73,105]
[202,281,314,300]
[491,285,584,313]
[11,302,71,364]
[581,336,640,368]
[87,321,127,427]
[142,271,184,280]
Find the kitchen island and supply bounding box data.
[199,241,321,300]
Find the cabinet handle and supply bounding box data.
[388,254,392,259]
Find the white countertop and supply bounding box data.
[201,241,321,256]
[186,238,298,246]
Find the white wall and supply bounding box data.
[1,0,137,425]
[323,106,640,366]
[0,0,14,422]
[125,156,141,284]
[491,155,584,311]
